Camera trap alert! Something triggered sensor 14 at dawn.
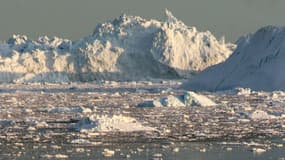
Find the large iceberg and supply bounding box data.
[181,26,285,91]
[0,10,234,83]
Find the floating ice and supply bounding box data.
[184,91,217,107]
[182,26,285,91]
[137,91,216,107]
[137,100,164,108]
[48,107,91,113]
[252,148,267,154]
[72,117,97,132]
[235,88,252,96]
[160,95,185,107]
[72,115,156,132]
[0,10,234,83]
[250,110,276,120]
[70,139,92,144]
[102,149,115,157]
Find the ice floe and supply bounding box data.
[138,91,217,108]
[72,114,156,132]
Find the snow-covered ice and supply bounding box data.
[250,110,276,120]
[181,26,285,91]
[72,114,157,132]
[184,91,217,107]
[138,91,216,107]
[160,95,186,107]
[0,10,234,83]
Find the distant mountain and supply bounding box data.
[181,26,285,91]
[0,9,234,83]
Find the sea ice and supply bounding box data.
[250,110,276,120]
[72,114,157,132]
[184,91,217,107]
[138,91,217,107]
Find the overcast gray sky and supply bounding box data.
[0,0,284,42]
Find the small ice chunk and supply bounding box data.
[184,91,217,107]
[70,139,91,144]
[160,88,172,94]
[138,95,185,108]
[152,153,163,160]
[81,107,92,113]
[137,100,164,108]
[236,88,251,96]
[55,154,69,159]
[161,95,185,107]
[51,145,61,149]
[72,117,97,132]
[48,106,91,113]
[36,121,49,128]
[173,147,180,152]
[41,154,53,158]
[41,154,68,159]
[137,148,144,152]
[24,109,33,113]
[102,149,115,157]
[147,82,153,86]
[250,110,276,120]
[27,126,36,131]
[252,148,266,154]
[275,144,283,148]
[199,148,207,152]
[75,148,85,153]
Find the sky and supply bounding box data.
[0,0,284,42]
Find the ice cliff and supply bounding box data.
[0,9,234,83]
[182,26,285,91]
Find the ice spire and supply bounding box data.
[165,8,178,23]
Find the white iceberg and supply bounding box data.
[0,9,234,83]
[137,91,216,108]
[184,91,217,107]
[72,114,156,132]
[182,26,285,91]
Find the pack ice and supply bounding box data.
[182,26,285,91]
[0,9,234,83]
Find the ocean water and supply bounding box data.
[1,140,284,160]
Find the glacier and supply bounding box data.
[0,9,234,83]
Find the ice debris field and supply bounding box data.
[0,82,285,159]
[1,9,285,159]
